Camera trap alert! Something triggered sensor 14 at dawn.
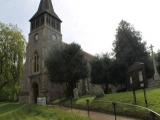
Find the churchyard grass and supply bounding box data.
[53,88,160,119]
[0,102,90,120]
[92,88,160,113]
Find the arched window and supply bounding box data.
[33,52,39,73]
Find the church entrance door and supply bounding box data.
[32,83,39,104]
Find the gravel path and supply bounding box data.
[61,107,140,120]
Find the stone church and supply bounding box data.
[19,0,94,103]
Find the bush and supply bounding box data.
[89,85,104,98]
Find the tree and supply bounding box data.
[114,20,148,65]
[91,54,111,91]
[156,50,160,74]
[109,61,127,88]
[46,43,89,97]
[0,22,25,100]
[113,20,153,79]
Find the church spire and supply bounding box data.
[30,0,61,22]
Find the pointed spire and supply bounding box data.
[37,0,54,15]
[30,0,61,22]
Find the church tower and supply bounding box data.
[20,0,64,103]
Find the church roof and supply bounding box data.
[83,51,95,62]
[63,42,95,62]
[30,0,61,22]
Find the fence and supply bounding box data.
[84,99,160,120]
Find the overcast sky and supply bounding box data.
[0,0,160,55]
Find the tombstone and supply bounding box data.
[73,88,79,99]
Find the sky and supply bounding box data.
[0,0,160,55]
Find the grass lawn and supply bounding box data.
[0,102,90,120]
[53,88,160,119]
[94,88,160,113]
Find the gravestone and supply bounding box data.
[73,88,79,99]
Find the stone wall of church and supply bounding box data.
[20,0,64,104]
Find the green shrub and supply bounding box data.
[89,85,104,98]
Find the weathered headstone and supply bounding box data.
[73,88,79,99]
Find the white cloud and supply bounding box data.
[0,0,160,55]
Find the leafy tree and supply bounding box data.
[46,43,89,97]
[0,22,25,100]
[156,50,160,74]
[109,61,127,88]
[114,20,148,65]
[113,20,153,79]
[91,54,111,93]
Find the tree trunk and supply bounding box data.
[0,81,8,91]
[105,83,109,94]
